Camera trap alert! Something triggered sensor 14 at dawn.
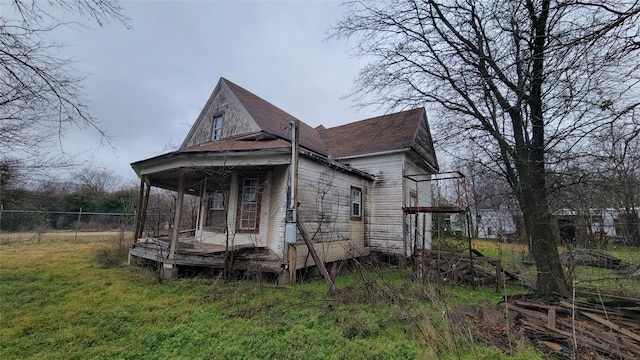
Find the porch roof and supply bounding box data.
[131,139,292,192]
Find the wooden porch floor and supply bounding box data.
[129,237,284,273]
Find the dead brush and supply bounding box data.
[93,233,132,267]
[417,309,469,358]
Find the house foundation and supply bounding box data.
[161,263,178,279]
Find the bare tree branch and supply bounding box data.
[0,0,130,171]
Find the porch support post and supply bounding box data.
[164,172,185,279]
[286,120,300,285]
[138,177,151,241]
[134,177,145,242]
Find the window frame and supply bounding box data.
[351,186,362,220]
[237,175,263,233]
[209,191,226,211]
[212,114,224,140]
[204,189,228,232]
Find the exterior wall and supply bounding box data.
[345,152,435,257]
[182,83,261,148]
[298,157,370,250]
[475,209,517,240]
[197,169,278,248]
[267,165,289,258]
[404,155,433,254]
[346,152,406,255]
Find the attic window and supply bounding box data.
[212,115,223,140]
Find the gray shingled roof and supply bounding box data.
[221,79,426,159]
[319,108,425,158]
[223,78,329,155]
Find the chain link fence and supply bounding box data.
[0,207,136,234]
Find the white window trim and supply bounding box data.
[351,187,362,218]
[212,115,223,140]
[209,191,225,210]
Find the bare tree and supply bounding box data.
[72,167,122,195]
[0,0,130,169]
[592,120,640,245]
[332,0,640,295]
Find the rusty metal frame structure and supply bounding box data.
[403,171,469,214]
[403,171,477,287]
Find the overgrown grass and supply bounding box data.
[0,233,542,359]
[472,239,640,298]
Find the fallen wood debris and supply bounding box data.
[419,249,532,290]
[503,294,640,359]
[449,294,640,359]
[561,249,633,270]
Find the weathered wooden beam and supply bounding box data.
[139,177,151,240]
[134,177,145,241]
[169,174,185,261]
[296,217,336,296]
[581,311,640,343]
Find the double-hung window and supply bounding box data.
[206,190,226,232]
[351,187,362,219]
[212,115,223,140]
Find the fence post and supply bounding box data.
[74,207,82,242]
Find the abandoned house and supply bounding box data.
[129,77,439,282]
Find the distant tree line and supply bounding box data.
[0,167,136,232]
[0,165,199,235]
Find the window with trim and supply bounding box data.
[351,187,362,219]
[237,176,262,231]
[206,191,226,232]
[409,190,417,207]
[212,115,223,140]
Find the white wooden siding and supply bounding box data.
[347,153,406,255]
[293,239,370,270]
[295,157,370,250]
[404,158,433,252]
[267,165,289,258]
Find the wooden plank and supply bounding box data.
[289,244,297,284]
[581,312,640,343]
[548,307,556,329]
[297,217,336,295]
[169,174,185,261]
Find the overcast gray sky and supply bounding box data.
[13,0,385,184]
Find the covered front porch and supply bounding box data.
[129,236,284,279]
[129,142,292,279]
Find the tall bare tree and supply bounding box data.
[332,0,640,295]
[592,120,640,245]
[0,0,129,170]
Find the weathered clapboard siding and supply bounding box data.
[410,113,438,171]
[267,165,289,258]
[293,239,370,270]
[181,81,261,148]
[346,152,407,255]
[296,157,370,248]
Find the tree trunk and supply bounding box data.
[519,164,568,296]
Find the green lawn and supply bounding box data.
[0,233,543,360]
